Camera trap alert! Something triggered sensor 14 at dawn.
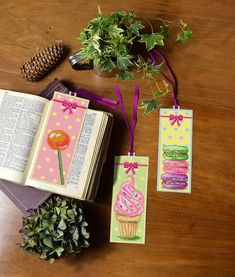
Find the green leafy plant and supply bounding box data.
[78,7,192,114]
[138,80,170,115]
[19,196,90,262]
[176,19,193,44]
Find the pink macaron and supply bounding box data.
[163,160,189,174]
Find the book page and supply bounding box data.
[85,114,113,200]
[68,111,98,186]
[68,110,104,198]
[82,113,108,199]
[0,89,48,183]
[25,109,104,199]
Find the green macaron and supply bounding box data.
[163,145,188,160]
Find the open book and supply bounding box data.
[0,89,113,200]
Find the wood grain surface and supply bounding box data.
[0,1,235,276]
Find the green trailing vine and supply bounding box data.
[78,7,192,114]
[176,19,193,44]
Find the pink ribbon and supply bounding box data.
[116,162,148,175]
[161,114,192,127]
[169,114,183,126]
[53,99,86,114]
[124,162,139,174]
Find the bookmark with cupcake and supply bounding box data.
[110,85,149,244]
[149,49,193,193]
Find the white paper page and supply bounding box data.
[85,114,113,200]
[68,110,104,198]
[82,114,108,198]
[0,89,47,183]
[26,109,103,199]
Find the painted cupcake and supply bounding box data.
[114,175,144,238]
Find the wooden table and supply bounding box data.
[0,1,235,276]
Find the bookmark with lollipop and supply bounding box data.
[149,49,193,194]
[110,84,149,244]
[32,92,89,186]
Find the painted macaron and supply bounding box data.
[161,173,188,189]
[163,160,189,174]
[163,145,188,160]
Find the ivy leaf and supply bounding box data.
[139,33,164,51]
[154,90,164,98]
[117,55,133,70]
[160,22,170,38]
[138,99,153,108]
[176,29,192,44]
[145,61,163,78]
[111,11,127,21]
[98,6,102,17]
[179,19,187,29]
[115,70,135,80]
[162,80,170,93]
[90,34,101,53]
[101,58,116,72]
[89,17,100,27]
[138,99,161,115]
[108,25,124,36]
[177,20,192,44]
[79,31,87,42]
[127,22,145,36]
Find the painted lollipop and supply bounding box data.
[47,130,70,185]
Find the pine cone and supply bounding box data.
[20,42,64,82]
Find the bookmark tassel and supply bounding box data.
[115,84,139,156]
[149,49,179,109]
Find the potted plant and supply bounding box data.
[75,7,192,114]
[19,196,90,262]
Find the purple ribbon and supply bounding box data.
[115,84,139,156]
[72,89,118,110]
[53,99,85,114]
[149,49,179,109]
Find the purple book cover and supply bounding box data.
[0,78,69,215]
[0,181,51,214]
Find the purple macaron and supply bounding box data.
[161,173,188,189]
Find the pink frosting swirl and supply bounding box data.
[114,176,144,217]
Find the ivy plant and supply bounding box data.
[78,7,192,114]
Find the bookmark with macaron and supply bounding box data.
[149,49,193,193]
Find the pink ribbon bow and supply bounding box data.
[169,114,183,126]
[53,99,85,114]
[124,162,139,174]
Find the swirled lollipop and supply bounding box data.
[47,130,70,185]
